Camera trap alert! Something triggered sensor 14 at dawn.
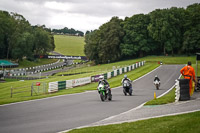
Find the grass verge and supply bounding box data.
[145,88,175,105]
[68,111,200,133]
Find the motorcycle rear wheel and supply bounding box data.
[156,84,159,90]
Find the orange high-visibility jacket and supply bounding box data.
[180,65,196,81]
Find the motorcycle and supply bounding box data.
[154,80,160,90]
[97,83,112,101]
[122,80,132,96]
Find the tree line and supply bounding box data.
[84,3,200,64]
[52,27,84,36]
[0,10,55,61]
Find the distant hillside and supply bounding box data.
[54,35,85,56]
[52,27,84,36]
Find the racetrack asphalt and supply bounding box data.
[0,65,185,133]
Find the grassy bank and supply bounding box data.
[68,111,200,133]
[54,35,85,56]
[145,88,176,105]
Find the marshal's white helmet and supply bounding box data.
[99,75,104,81]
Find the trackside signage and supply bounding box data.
[72,77,91,86]
[91,75,101,82]
[34,55,88,60]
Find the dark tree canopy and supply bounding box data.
[84,3,200,64]
[52,27,84,36]
[0,10,55,61]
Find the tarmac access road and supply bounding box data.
[0,65,184,133]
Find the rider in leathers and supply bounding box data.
[98,75,112,94]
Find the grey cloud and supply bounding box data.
[1,0,200,31]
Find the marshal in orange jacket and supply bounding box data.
[180,64,196,95]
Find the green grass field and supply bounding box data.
[54,35,85,56]
[68,111,200,133]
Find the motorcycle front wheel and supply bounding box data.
[100,91,106,101]
[129,88,132,96]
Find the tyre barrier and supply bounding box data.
[48,61,146,93]
[175,80,180,102]
[179,79,190,101]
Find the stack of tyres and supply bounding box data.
[196,77,200,90]
[179,79,190,101]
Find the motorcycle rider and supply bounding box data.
[154,75,161,86]
[98,75,111,94]
[121,75,132,90]
[154,75,160,82]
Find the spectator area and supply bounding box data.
[0,60,18,68]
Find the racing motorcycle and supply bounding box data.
[97,83,112,101]
[122,80,132,96]
[154,80,160,90]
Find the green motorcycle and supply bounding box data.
[98,83,112,101]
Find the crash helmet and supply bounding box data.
[155,75,158,77]
[124,75,127,79]
[99,75,104,81]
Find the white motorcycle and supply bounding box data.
[154,80,160,90]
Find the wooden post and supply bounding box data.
[11,86,12,98]
[31,84,33,96]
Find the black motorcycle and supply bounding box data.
[122,80,132,96]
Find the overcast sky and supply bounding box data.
[0,0,199,32]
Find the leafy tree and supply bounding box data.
[84,30,99,64]
[33,26,53,55]
[52,27,84,36]
[121,14,153,57]
[97,17,124,63]
[148,9,170,55]
[183,3,200,54]
[0,11,14,59]
[11,32,34,60]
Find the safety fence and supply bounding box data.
[11,82,47,98]
[48,61,145,93]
